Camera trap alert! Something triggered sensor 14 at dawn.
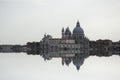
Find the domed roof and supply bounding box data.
[73,21,84,34]
[65,27,71,35]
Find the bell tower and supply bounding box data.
[62,28,65,39]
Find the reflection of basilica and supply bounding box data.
[36,21,120,70]
[62,56,84,70]
[1,21,120,70]
[38,21,89,70]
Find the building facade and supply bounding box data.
[39,21,89,60]
[26,21,120,70]
[0,21,120,70]
[38,21,89,70]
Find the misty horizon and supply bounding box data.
[0,0,120,80]
[0,0,120,45]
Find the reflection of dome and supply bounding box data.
[65,27,71,35]
[65,58,71,66]
[76,65,80,70]
[73,57,84,70]
[73,21,84,34]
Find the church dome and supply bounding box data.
[73,21,84,34]
[65,27,71,35]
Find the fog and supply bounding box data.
[0,0,120,44]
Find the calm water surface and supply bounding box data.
[0,53,120,80]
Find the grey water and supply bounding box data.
[0,53,120,80]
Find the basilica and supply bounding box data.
[39,21,89,70]
[0,21,120,70]
[25,21,120,70]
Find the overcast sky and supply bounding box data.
[0,1,120,80]
[0,0,120,44]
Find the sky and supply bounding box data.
[0,1,120,80]
[0,0,120,44]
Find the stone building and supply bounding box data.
[38,21,89,70]
[39,21,89,60]
[89,39,113,56]
[89,39,120,56]
[112,41,120,55]
[26,21,120,70]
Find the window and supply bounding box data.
[64,47,67,51]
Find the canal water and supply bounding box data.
[0,53,120,80]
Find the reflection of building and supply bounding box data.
[112,41,120,55]
[1,21,120,70]
[89,40,120,56]
[36,21,120,70]
[0,45,30,53]
[38,21,89,70]
[0,45,13,52]
[89,40,113,56]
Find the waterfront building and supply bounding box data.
[39,21,89,59]
[38,21,89,70]
[0,21,120,70]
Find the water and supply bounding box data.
[0,53,120,80]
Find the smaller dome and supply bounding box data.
[65,27,71,35]
[73,21,84,34]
